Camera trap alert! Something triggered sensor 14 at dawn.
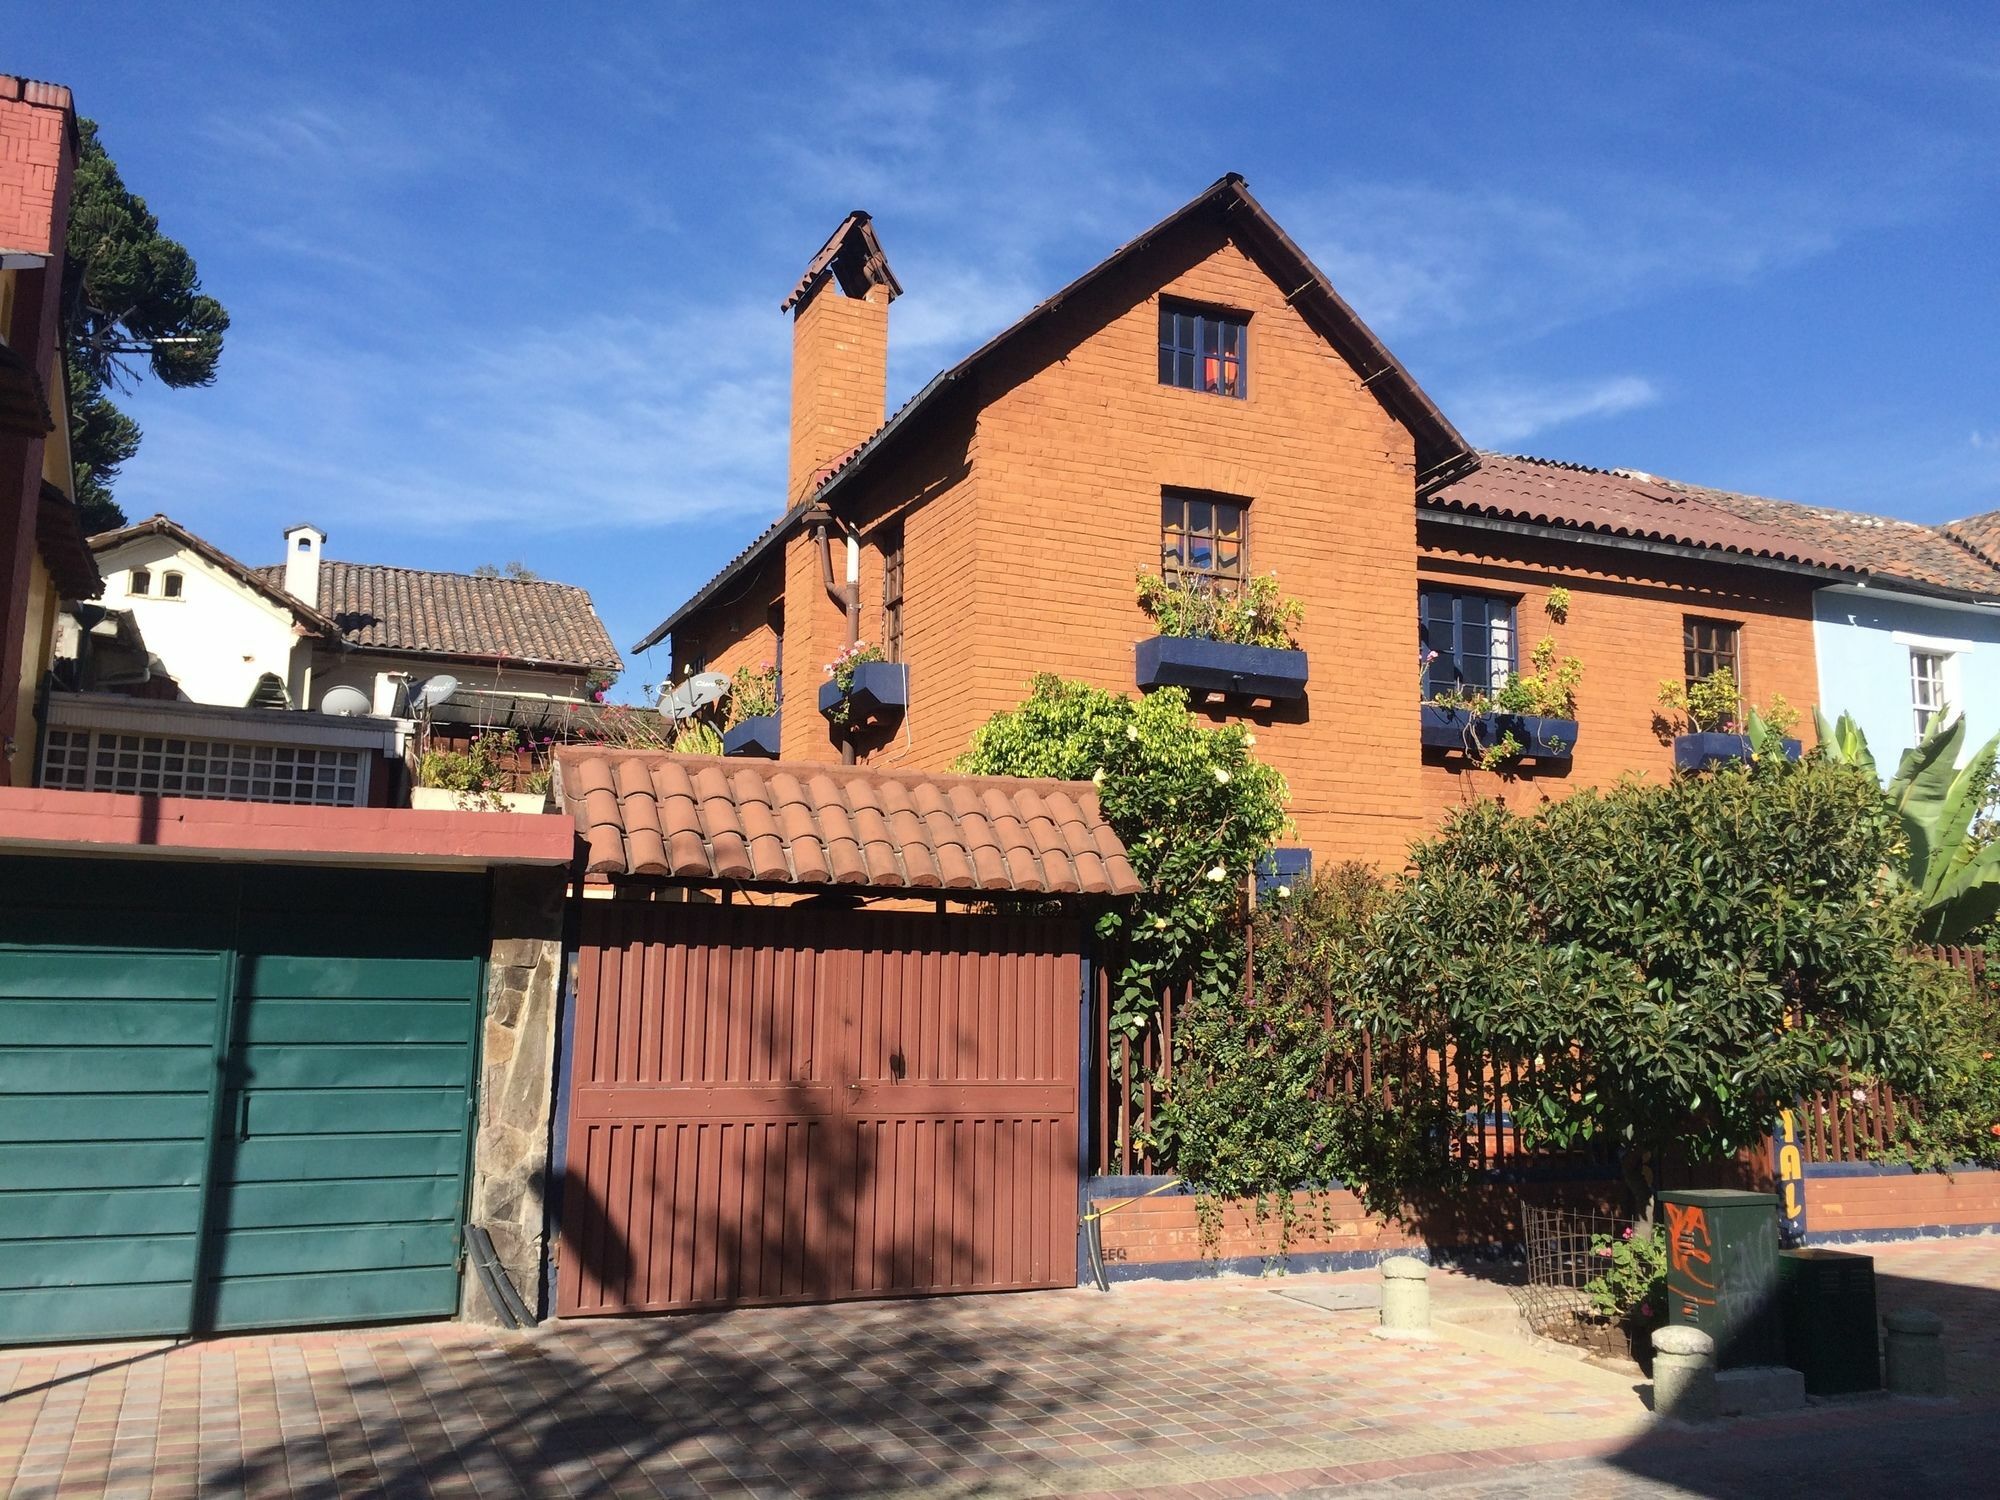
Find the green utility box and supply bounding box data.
[1659,1188,1784,1368]
[1778,1248,1881,1395]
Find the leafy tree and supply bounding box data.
[1345,758,1929,1222]
[958,675,1287,1033]
[62,118,229,532]
[1814,708,2000,942]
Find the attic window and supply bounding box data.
[129,569,151,596]
[162,571,183,599]
[1160,303,1246,398]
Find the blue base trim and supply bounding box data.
[1804,1160,1995,1178]
[1803,1222,2000,1247]
[1084,1163,1620,1201]
[1096,1241,1523,1285]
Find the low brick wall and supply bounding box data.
[1087,1174,1625,1281]
[1802,1162,2000,1244]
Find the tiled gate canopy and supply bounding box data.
[555,750,1143,895]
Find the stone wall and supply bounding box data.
[461,865,567,1323]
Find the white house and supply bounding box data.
[84,516,622,721]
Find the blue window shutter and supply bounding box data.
[1255,847,1312,900]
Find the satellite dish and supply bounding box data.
[405,674,460,717]
[657,671,731,722]
[320,685,372,717]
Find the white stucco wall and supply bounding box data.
[1813,584,2000,767]
[93,535,313,708]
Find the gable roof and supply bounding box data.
[255,560,623,672]
[90,515,340,635]
[1425,454,2000,601]
[636,174,1473,654]
[1941,509,2000,571]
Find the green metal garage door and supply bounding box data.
[0,857,488,1345]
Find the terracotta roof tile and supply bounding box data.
[1430,453,2000,599]
[253,560,622,671]
[556,749,1143,897]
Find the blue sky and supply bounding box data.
[13,5,2000,697]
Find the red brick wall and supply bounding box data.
[1805,1168,2000,1241]
[0,77,69,257]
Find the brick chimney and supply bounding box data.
[784,213,901,507]
[282,523,324,611]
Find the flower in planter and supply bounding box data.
[1136,570,1304,649]
[822,640,886,725]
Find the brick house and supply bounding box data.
[640,176,1989,873]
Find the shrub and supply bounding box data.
[1345,755,1933,1221]
[959,675,1287,1033]
[727,662,779,727]
[1878,957,2000,1170]
[415,732,515,794]
[1583,1225,1667,1330]
[1149,864,1463,1248]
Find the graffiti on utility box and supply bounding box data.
[1772,1107,1807,1246]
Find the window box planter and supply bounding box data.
[818,661,909,725]
[722,715,781,758]
[1135,636,1308,701]
[1420,703,1489,749]
[1674,732,1803,771]
[1422,707,1578,762]
[1493,713,1579,762]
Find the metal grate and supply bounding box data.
[41,728,366,807]
[1519,1200,1641,1357]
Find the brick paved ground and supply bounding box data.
[0,1236,1992,1498]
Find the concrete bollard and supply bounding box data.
[1379,1255,1431,1334]
[1651,1325,1719,1422]
[1884,1307,1946,1397]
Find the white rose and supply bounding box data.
[1206,865,1227,882]
[1276,885,1291,899]
[1213,768,1230,785]
[1126,725,1139,740]
[1091,768,1105,785]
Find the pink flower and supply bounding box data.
[1621,1226,1634,1241]
[1639,1302,1653,1318]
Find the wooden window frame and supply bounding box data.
[1910,648,1950,737]
[880,527,905,664]
[1160,489,1248,595]
[1158,301,1248,399]
[1683,616,1742,689]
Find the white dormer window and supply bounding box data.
[129,569,151,596]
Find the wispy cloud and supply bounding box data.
[1449,375,1661,447]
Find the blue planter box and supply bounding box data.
[1135,636,1308,700]
[1422,706,1578,762]
[1420,703,1489,749]
[1674,732,1803,771]
[722,715,781,758]
[1494,713,1579,762]
[818,661,909,724]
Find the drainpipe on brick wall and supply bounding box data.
[807,507,862,764]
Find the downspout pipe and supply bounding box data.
[805,505,863,764]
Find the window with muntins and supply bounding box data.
[1420,587,1516,697]
[1684,617,1741,688]
[1910,649,1949,736]
[881,528,905,663]
[129,569,151,596]
[40,729,365,806]
[162,571,183,599]
[1161,491,1247,593]
[1159,304,1246,397]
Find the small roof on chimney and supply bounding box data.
[781,211,902,313]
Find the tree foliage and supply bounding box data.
[1815,708,2000,942]
[958,675,1287,1033]
[62,118,229,531]
[1344,757,1931,1220]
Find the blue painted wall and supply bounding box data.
[1813,586,2000,766]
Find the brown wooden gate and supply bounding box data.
[557,902,1081,1315]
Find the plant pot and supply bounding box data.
[1135,635,1308,701]
[1673,732,1803,771]
[410,786,548,813]
[818,661,908,725]
[1493,713,1579,762]
[722,714,781,758]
